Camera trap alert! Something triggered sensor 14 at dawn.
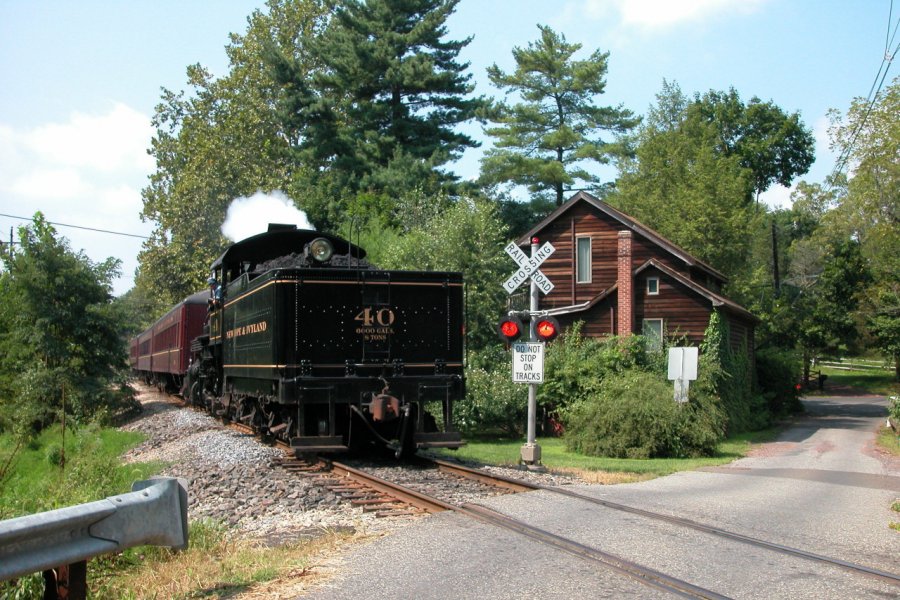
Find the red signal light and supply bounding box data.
[500,320,520,338]
[497,315,523,343]
[535,316,560,342]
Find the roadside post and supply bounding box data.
[500,237,556,468]
[667,347,699,402]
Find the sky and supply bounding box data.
[0,0,895,296]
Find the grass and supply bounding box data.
[90,519,356,600]
[878,427,900,457]
[0,424,161,520]
[892,499,900,533]
[814,365,899,396]
[0,423,355,600]
[435,429,780,481]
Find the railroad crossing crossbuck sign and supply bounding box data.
[503,241,555,295]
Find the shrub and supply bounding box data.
[562,369,725,458]
[701,311,770,433]
[538,324,667,417]
[44,443,63,467]
[889,395,900,424]
[755,347,802,416]
[457,351,527,436]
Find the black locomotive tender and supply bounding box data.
[132,225,465,457]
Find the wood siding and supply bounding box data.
[537,203,709,311]
[531,196,755,352]
[635,268,711,345]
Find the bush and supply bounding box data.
[889,395,900,424]
[538,324,667,417]
[456,349,527,436]
[755,347,802,416]
[562,369,725,458]
[701,311,770,433]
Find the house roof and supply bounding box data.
[540,259,757,323]
[636,259,759,323]
[517,191,728,284]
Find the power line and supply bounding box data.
[829,5,900,182]
[0,213,151,240]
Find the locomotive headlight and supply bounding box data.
[309,237,334,262]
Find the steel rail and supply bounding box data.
[331,459,727,599]
[328,460,453,514]
[543,484,900,586]
[426,457,900,586]
[459,503,729,600]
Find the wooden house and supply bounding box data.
[517,191,757,353]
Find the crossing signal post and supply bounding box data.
[500,237,558,470]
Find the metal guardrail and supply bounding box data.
[0,477,188,584]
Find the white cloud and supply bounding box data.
[0,103,156,295]
[10,167,91,199]
[222,191,314,242]
[22,103,154,173]
[582,0,767,30]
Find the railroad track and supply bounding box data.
[427,456,900,588]
[305,454,900,598]
[158,391,900,595]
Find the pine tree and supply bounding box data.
[480,25,638,206]
[271,0,484,207]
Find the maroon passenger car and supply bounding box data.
[130,290,208,391]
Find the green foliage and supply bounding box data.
[139,0,326,306]
[459,326,672,440]
[700,311,769,432]
[270,0,484,228]
[538,323,664,413]
[826,76,900,285]
[776,238,871,378]
[889,395,900,425]
[610,81,760,282]
[689,87,814,203]
[0,573,44,600]
[375,196,509,352]
[480,25,638,206]
[754,347,802,415]
[562,369,724,458]
[865,285,900,381]
[0,215,134,433]
[0,424,155,520]
[456,348,527,436]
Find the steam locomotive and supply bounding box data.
[130,225,465,457]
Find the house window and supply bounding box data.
[576,236,591,283]
[642,318,664,349]
[647,277,659,295]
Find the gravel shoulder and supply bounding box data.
[120,385,406,544]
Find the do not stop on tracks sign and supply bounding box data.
[512,342,544,384]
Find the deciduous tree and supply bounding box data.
[825,75,900,376]
[0,215,129,432]
[139,0,326,309]
[611,81,758,283]
[690,88,815,204]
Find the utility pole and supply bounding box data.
[771,219,781,297]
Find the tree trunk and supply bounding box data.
[802,349,811,387]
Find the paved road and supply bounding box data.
[306,393,900,598]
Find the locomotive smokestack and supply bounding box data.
[267,223,297,232]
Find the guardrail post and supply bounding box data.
[0,477,189,593]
